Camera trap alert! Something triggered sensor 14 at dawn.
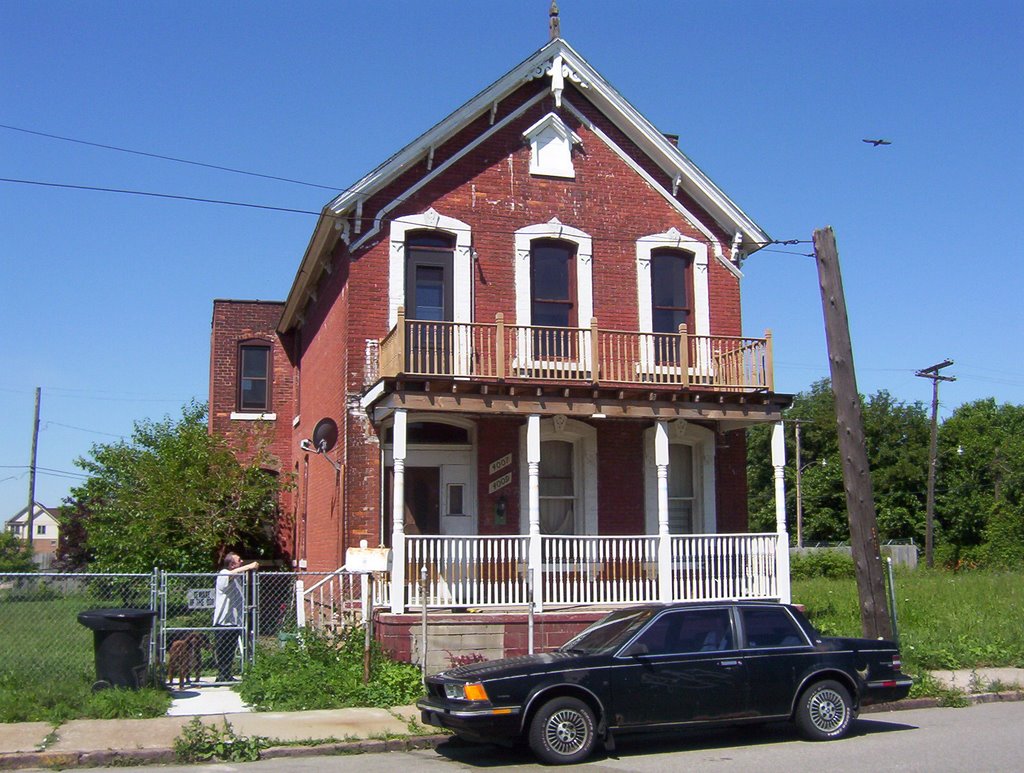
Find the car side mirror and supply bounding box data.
[621,642,650,657]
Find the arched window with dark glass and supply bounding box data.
[406,230,455,372]
[531,239,576,357]
[650,248,693,364]
[238,341,271,412]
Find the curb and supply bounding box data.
[3,694,1023,770]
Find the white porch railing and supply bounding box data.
[379,532,783,612]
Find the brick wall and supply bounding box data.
[208,299,296,556]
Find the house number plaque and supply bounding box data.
[489,453,512,475]
[488,472,512,493]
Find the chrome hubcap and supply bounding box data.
[546,709,588,754]
[809,688,847,732]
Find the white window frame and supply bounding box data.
[643,420,717,535]
[388,209,472,330]
[514,220,593,372]
[636,228,710,376]
[519,417,598,536]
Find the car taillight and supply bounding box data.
[892,655,902,671]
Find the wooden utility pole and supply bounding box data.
[916,359,955,568]
[25,387,41,549]
[813,228,893,640]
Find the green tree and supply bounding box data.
[748,379,929,544]
[0,531,36,572]
[936,399,1024,568]
[66,402,286,572]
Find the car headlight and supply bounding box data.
[445,682,489,701]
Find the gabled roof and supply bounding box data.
[279,37,769,332]
[6,502,58,527]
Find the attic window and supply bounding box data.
[523,112,581,179]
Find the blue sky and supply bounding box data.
[2,0,1021,518]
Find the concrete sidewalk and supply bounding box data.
[0,669,1021,770]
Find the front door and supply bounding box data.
[403,467,440,535]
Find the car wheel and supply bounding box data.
[528,696,597,765]
[796,679,853,741]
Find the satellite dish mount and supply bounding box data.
[301,418,341,471]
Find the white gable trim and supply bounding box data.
[563,97,742,280]
[388,209,473,329]
[347,90,546,254]
[514,220,593,327]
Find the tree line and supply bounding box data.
[747,379,1024,568]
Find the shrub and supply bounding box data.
[237,626,422,712]
[790,549,856,580]
[174,717,267,763]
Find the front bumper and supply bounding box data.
[417,696,522,738]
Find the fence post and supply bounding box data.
[420,566,428,683]
[295,579,306,628]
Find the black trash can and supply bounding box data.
[77,608,158,690]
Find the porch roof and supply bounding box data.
[364,376,791,429]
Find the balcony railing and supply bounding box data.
[376,532,782,611]
[379,308,773,391]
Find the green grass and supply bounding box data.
[0,589,170,723]
[794,568,1024,672]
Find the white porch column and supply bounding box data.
[655,421,673,602]
[390,409,408,613]
[771,421,792,603]
[527,414,543,611]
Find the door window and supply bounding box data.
[539,440,576,535]
[668,444,695,534]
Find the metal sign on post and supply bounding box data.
[186,588,215,609]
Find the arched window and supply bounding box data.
[650,248,694,363]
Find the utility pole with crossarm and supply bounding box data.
[916,359,955,568]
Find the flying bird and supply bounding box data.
[862,138,892,146]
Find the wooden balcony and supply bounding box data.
[379,308,774,392]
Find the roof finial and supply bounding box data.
[549,0,560,40]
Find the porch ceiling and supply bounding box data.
[367,377,790,427]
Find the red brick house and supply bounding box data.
[209,34,793,622]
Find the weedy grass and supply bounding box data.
[237,626,423,712]
[794,568,1024,673]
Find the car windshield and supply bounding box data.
[559,608,657,655]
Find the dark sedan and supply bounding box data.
[418,601,912,764]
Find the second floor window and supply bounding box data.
[239,343,270,412]
[531,239,576,328]
[651,248,693,334]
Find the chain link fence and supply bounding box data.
[0,570,368,693]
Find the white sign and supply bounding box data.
[488,472,512,493]
[489,453,512,475]
[187,588,215,609]
[345,547,391,572]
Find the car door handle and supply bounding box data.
[717,659,742,668]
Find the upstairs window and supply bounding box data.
[238,342,271,412]
[650,248,694,364]
[531,240,577,358]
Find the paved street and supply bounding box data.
[23,701,1021,773]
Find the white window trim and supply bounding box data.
[388,209,473,329]
[518,417,598,536]
[643,420,716,535]
[522,112,582,179]
[230,412,278,421]
[636,228,711,376]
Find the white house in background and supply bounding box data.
[5,502,61,569]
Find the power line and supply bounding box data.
[0,123,343,191]
[0,176,812,249]
[42,421,125,438]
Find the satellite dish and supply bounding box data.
[312,418,339,453]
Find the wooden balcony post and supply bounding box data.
[764,328,774,391]
[496,312,505,380]
[678,323,689,387]
[395,306,406,375]
[589,317,599,384]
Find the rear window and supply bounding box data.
[741,607,807,648]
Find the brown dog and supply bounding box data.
[166,633,207,688]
